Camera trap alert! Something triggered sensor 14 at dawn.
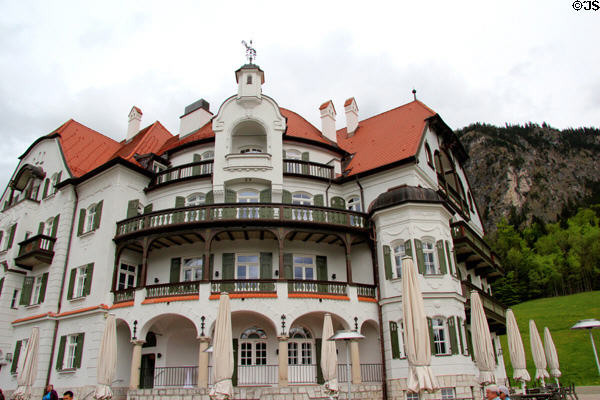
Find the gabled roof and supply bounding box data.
[280,108,341,149]
[112,121,172,165]
[158,120,215,155]
[337,100,436,177]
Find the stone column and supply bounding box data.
[198,336,211,388]
[350,339,361,384]
[129,339,146,389]
[278,335,289,386]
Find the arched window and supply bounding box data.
[288,326,314,366]
[143,331,157,348]
[292,192,312,205]
[425,143,433,167]
[202,151,214,160]
[285,149,301,160]
[186,192,205,207]
[432,317,449,355]
[292,192,312,221]
[237,190,259,219]
[240,327,267,366]
[240,147,263,154]
[422,240,439,275]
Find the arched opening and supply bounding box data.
[115,319,133,389]
[359,320,382,381]
[231,120,267,154]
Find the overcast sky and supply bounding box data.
[0,0,598,188]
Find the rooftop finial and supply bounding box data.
[412,88,417,101]
[241,40,256,64]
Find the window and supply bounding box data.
[186,193,205,207]
[433,318,449,355]
[50,173,60,196]
[246,75,252,85]
[236,254,259,279]
[79,201,103,235]
[425,143,433,167]
[68,264,93,299]
[65,335,78,369]
[201,151,214,174]
[237,190,259,218]
[118,263,137,290]
[57,333,84,370]
[347,196,361,211]
[398,321,406,358]
[31,275,44,305]
[183,257,203,281]
[240,327,267,366]
[240,147,262,154]
[284,150,302,173]
[423,241,438,275]
[406,392,420,400]
[441,388,456,400]
[43,217,54,237]
[293,255,315,280]
[152,162,167,173]
[85,205,96,233]
[201,151,214,160]
[11,289,19,309]
[288,327,313,365]
[291,192,312,220]
[73,266,87,299]
[393,242,406,279]
[285,149,301,160]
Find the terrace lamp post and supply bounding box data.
[328,330,365,400]
[571,319,600,376]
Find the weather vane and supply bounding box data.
[241,40,257,64]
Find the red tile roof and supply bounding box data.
[319,100,335,112]
[344,98,355,107]
[157,120,215,154]
[280,108,340,148]
[336,100,436,176]
[132,106,143,115]
[112,121,172,164]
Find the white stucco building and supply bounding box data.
[0,62,506,399]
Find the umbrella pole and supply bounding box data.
[521,381,526,394]
[346,341,352,400]
[554,377,560,388]
[589,329,600,375]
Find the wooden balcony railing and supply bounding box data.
[113,288,136,303]
[288,280,347,296]
[115,203,368,238]
[210,279,276,294]
[145,281,200,298]
[451,221,503,279]
[461,280,506,321]
[14,234,56,269]
[355,283,377,299]
[283,159,334,180]
[150,160,213,187]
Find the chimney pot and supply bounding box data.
[319,100,337,143]
[344,97,359,136]
[126,106,142,141]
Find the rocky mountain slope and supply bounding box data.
[455,123,600,233]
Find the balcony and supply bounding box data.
[14,234,56,270]
[461,280,506,334]
[210,279,276,295]
[149,161,213,189]
[115,204,368,240]
[288,280,348,297]
[224,153,271,172]
[437,174,469,218]
[145,281,200,299]
[283,159,334,180]
[113,288,136,304]
[451,220,503,280]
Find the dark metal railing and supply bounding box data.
[113,288,135,303]
[145,281,200,298]
[461,280,506,319]
[211,279,276,294]
[151,160,213,187]
[288,280,347,296]
[237,364,278,386]
[116,203,368,237]
[17,234,56,256]
[283,159,334,180]
[360,363,383,382]
[355,284,377,298]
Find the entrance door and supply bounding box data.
[140,354,155,389]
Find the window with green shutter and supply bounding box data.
[75,333,85,368]
[283,253,293,279]
[448,317,459,355]
[414,239,425,274]
[56,335,66,370]
[93,201,103,230]
[84,264,94,296]
[427,317,436,355]
[127,199,140,218]
[51,215,60,238]
[457,317,465,355]
[0,277,4,297]
[170,258,181,283]
[38,272,49,303]
[259,252,273,291]
[19,276,34,305]
[444,240,455,277]
[42,178,49,199]
[11,340,22,374]
[67,268,77,300]
[7,223,17,249]
[383,245,393,280]
[77,208,86,236]
[222,253,235,292]
[436,240,447,274]
[389,321,400,359]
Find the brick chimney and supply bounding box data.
[319,100,337,143]
[126,106,142,141]
[344,97,359,136]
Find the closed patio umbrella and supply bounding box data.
[13,327,40,400]
[321,313,339,397]
[529,320,549,385]
[209,293,234,400]
[94,314,117,399]
[470,291,496,385]
[543,327,560,384]
[402,257,439,393]
[506,309,530,387]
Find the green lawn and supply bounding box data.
[499,291,600,386]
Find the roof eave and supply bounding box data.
[56,157,153,189]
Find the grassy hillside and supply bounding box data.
[500,291,600,386]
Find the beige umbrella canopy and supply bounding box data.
[401,257,439,392]
[321,313,339,397]
[506,309,531,383]
[13,327,40,400]
[529,320,549,384]
[470,291,496,385]
[210,293,234,400]
[543,327,561,379]
[94,314,117,399]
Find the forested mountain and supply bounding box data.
[455,123,600,304]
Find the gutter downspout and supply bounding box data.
[369,224,388,399]
[46,184,78,386]
[355,176,365,212]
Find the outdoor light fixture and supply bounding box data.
[200,316,206,336]
[331,273,336,280]
[132,320,138,339]
[329,330,365,400]
[154,277,159,283]
[280,314,287,335]
[215,271,219,277]
[571,319,600,375]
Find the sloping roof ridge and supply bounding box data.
[337,100,436,132]
[280,106,338,147]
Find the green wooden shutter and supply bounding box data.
[67,268,77,300]
[20,276,34,305]
[259,189,273,218]
[383,245,393,280]
[390,321,400,359]
[136,264,143,288]
[223,190,237,219]
[448,317,458,355]
[313,194,324,206]
[7,223,17,249]
[427,317,436,355]
[282,190,292,204]
[56,171,62,186]
[457,317,465,355]
[93,200,103,230]
[192,154,202,175]
[175,196,185,208]
[38,222,45,235]
[11,340,22,374]
[225,189,236,203]
[51,215,60,238]
[74,333,85,368]
[316,256,328,292]
[301,152,309,161]
[445,241,455,277]
[56,335,66,370]
[404,239,413,257]
[84,263,94,296]
[330,196,345,209]
[414,239,425,274]
[170,258,181,283]
[208,254,214,280]
[77,209,86,236]
[127,199,140,218]
[260,252,272,279]
[283,253,293,279]
[315,338,324,384]
[313,195,325,222]
[222,253,235,292]
[0,277,4,297]
[38,272,49,303]
[466,326,474,360]
[144,203,153,214]
[42,179,49,199]
[452,245,461,279]
[205,191,214,205]
[436,240,447,274]
[232,338,238,386]
[301,152,309,174]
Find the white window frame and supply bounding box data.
[422,240,439,275]
[406,392,420,400]
[31,275,44,305]
[182,257,203,282]
[84,204,96,233]
[49,173,59,196]
[236,254,259,280]
[237,190,259,219]
[152,162,167,173]
[398,320,406,359]
[392,241,407,279]
[293,255,315,281]
[65,334,78,369]
[240,327,268,366]
[240,147,263,154]
[284,149,302,173]
[285,149,301,160]
[186,192,205,207]
[441,387,456,400]
[292,192,312,221]
[118,263,137,290]
[347,196,361,211]
[201,151,214,160]
[432,317,449,355]
[73,265,87,299]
